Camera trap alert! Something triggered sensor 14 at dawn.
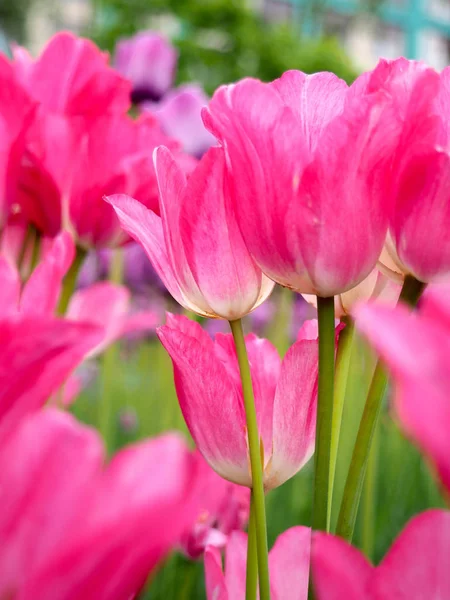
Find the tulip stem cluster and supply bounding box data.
[336,275,426,542]
[246,493,258,600]
[229,319,271,600]
[312,296,336,533]
[328,318,355,526]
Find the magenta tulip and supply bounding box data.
[312,509,450,599]
[107,145,274,319]
[371,59,450,283]
[114,31,177,103]
[13,31,130,119]
[203,69,392,296]
[0,56,35,227]
[180,450,250,559]
[157,313,319,490]
[0,409,202,599]
[18,112,177,246]
[205,526,310,599]
[354,283,450,492]
[150,84,216,157]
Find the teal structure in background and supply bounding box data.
[271,0,450,60]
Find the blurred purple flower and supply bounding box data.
[149,84,216,158]
[114,31,177,103]
[123,242,166,293]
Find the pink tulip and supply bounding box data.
[205,526,311,599]
[180,450,250,559]
[157,313,319,490]
[202,69,392,296]
[354,283,450,492]
[0,56,35,227]
[114,31,177,103]
[106,145,274,319]
[0,409,202,599]
[312,509,450,599]
[12,31,130,119]
[149,84,216,157]
[18,111,178,246]
[370,59,450,283]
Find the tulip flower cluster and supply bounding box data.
[1,28,450,600]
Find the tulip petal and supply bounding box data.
[157,321,249,485]
[271,70,347,152]
[0,318,103,435]
[373,510,450,599]
[106,194,202,314]
[267,336,318,490]
[0,257,20,317]
[205,546,228,600]
[223,531,247,600]
[176,146,269,319]
[154,146,214,316]
[311,532,372,600]
[269,526,310,600]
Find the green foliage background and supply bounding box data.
[91,0,357,91]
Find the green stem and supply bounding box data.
[312,296,336,533]
[362,420,379,559]
[99,249,124,454]
[328,318,355,528]
[229,319,270,600]
[246,492,258,600]
[336,275,425,542]
[57,246,87,315]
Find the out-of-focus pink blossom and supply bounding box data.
[18,112,178,247]
[354,283,450,492]
[157,314,321,490]
[203,69,392,296]
[312,509,450,599]
[114,31,177,103]
[180,450,250,559]
[148,84,216,157]
[205,526,310,599]
[13,31,131,119]
[0,56,35,227]
[0,409,203,599]
[107,146,274,319]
